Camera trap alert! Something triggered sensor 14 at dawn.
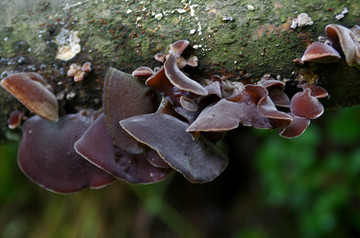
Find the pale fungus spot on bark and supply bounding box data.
[290,13,313,29]
[55,29,81,61]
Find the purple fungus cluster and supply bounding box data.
[301,24,360,68]
[74,113,171,184]
[0,39,329,193]
[19,111,115,193]
[184,76,326,139]
[120,112,228,183]
[75,68,171,184]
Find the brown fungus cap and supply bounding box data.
[302,83,328,98]
[74,71,86,82]
[187,99,247,132]
[146,66,168,90]
[204,81,223,99]
[187,98,272,132]
[132,66,154,78]
[176,57,188,69]
[146,66,182,102]
[74,113,171,184]
[259,77,285,88]
[257,95,292,127]
[8,110,25,129]
[81,62,92,73]
[120,113,228,183]
[164,54,208,96]
[187,55,199,67]
[179,96,198,112]
[233,84,267,104]
[158,96,200,124]
[1,72,59,122]
[103,67,158,154]
[279,115,310,138]
[188,82,294,133]
[267,87,290,107]
[301,41,341,63]
[146,149,172,169]
[290,88,324,119]
[145,66,199,120]
[18,111,115,193]
[325,24,358,66]
[168,39,190,56]
[67,63,82,77]
[258,78,290,107]
[154,53,166,63]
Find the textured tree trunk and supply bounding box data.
[0,0,359,142]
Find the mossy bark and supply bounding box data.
[0,0,359,142]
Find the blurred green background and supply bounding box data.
[1,106,360,238]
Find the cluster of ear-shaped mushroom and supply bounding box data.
[132,40,328,140]
[0,39,328,193]
[1,73,115,193]
[97,67,227,184]
[0,65,228,193]
[300,24,360,68]
[184,77,327,139]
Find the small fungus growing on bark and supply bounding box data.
[168,39,190,56]
[8,110,25,129]
[299,24,360,68]
[131,66,154,78]
[67,62,92,82]
[154,53,166,63]
[187,55,199,67]
[67,63,82,77]
[1,72,59,122]
[325,24,360,67]
[301,41,341,63]
[81,62,92,73]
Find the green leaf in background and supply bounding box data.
[255,107,360,238]
[327,107,360,144]
[0,143,19,203]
